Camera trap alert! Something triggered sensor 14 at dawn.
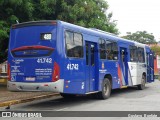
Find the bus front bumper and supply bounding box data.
[7,80,64,92]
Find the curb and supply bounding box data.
[0,93,59,108]
[0,78,7,84]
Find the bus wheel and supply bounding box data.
[137,74,146,90]
[60,93,76,99]
[97,78,111,99]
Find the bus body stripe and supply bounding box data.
[118,64,123,86]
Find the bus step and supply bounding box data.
[121,86,128,89]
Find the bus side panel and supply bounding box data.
[63,59,86,94]
[128,62,137,85]
[63,81,86,94]
[55,25,85,94]
[99,61,120,90]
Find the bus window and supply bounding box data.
[65,31,83,58]
[137,47,145,63]
[106,40,118,60]
[129,46,137,62]
[99,38,106,59]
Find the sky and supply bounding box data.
[107,0,160,41]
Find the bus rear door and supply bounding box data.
[85,41,98,92]
[119,47,128,86]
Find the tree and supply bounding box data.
[0,0,119,63]
[122,31,157,44]
[150,45,160,56]
[0,0,35,63]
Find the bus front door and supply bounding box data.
[86,42,97,92]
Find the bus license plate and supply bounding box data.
[26,77,35,81]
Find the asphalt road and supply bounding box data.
[0,80,160,120]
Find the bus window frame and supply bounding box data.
[65,30,84,59]
[99,38,106,60]
[129,45,138,62]
[106,40,118,61]
[137,47,145,63]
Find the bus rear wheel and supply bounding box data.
[97,78,111,99]
[137,74,146,90]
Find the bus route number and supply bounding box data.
[67,64,79,70]
[37,58,52,63]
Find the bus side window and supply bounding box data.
[74,33,83,57]
[138,47,145,63]
[65,31,83,58]
[112,42,118,60]
[99,38,106,59]
[65,31,74,57]
[129,46,137,62]
[106,40,118,60]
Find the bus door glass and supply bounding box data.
[119,47,128,85]
[85,41,97,92]
[146,53,150,82]
[147,52,154,82]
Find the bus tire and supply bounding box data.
[97,78,111,99]
[60,93,76,99]
[137,74,146,90]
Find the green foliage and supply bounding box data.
[122,31,157,44]
[0,0,119,63]
[150,46,160,56]
[0,21,9,63]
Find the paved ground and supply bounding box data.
[2,80,160,111]
[0,80,160,120]
[0,84,56,103]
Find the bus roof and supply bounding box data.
[12,20,147,47]
[12,20,57,29]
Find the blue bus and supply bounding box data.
[7,20,154,99]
